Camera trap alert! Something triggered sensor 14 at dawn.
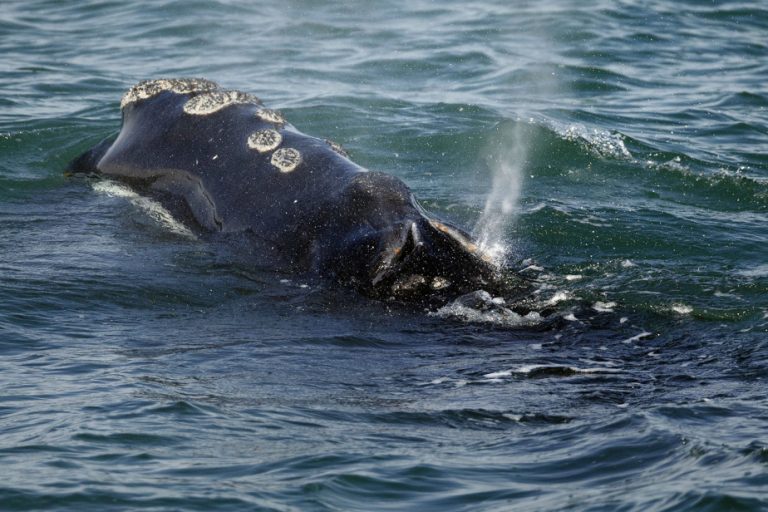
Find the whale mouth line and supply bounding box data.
[372,221,421,286]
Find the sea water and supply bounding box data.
[1,1,767,510]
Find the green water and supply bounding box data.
[1,1,767,510]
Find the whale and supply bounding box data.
[68,78,513,301]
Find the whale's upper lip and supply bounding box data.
[367,216,502,298]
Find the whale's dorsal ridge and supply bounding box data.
[120,77,221,110]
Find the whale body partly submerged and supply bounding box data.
[69,78,515,302]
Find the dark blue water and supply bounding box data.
[1,1,767,510]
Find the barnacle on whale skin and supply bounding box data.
[120,78,220,109]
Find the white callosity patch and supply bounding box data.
[271,147,302,173]
[325,139,349,157]
[429,219,496,264]
[183,90,261,116]
[392,275,427,294]
[247,129,282,153]
[120,78,219,109]
[431,276,451,290]
[256,108,286,126]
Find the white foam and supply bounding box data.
[476,241,507,265]
[578,358,621,368]
[737,264,768,277]
[561,124,632,159]
[431,298,543,327]
[483,364,622,379]
[621,331,653,344]
[92,180,196,239]
[546,291,570,305]
[484,369,513,378]
[671,303,693,315]
[592,301,617,313]
[649,156,690,174]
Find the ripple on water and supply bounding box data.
[1,0,768,510]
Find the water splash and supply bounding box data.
[561,123,631,159]
[431,290,544,327]
[92,180,197,239]
[474,121,529,263]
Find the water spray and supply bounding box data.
[474,120,529,264]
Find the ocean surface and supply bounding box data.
[1,1,767,510]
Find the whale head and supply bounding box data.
[316,172,507,301]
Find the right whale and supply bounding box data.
[69,78,521,302]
